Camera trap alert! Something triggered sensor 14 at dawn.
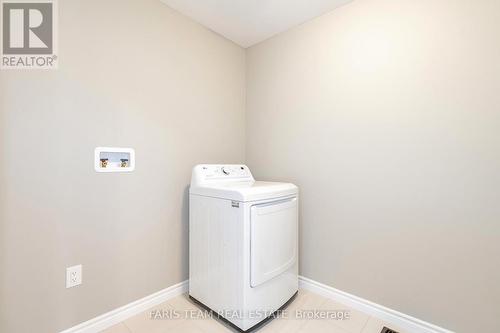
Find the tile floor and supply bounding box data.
[101,289,406,333]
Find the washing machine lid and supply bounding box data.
[189,164,298,202]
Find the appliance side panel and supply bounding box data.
[189,195,244,324]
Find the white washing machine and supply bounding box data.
[189,164,299,331]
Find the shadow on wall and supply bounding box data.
[181,185,190,279]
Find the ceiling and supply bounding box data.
[160,0,353,48]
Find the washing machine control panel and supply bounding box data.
[193,164,254,184]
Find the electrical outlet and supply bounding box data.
[66,265,82,288]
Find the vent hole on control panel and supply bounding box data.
[381,327,400,333]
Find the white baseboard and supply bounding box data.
[299,276,454,333]
[59,280,188,333]
[60,277,453,333]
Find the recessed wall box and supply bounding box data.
[94,147,135,173]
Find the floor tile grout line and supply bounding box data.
[359,315,372,333]
[122,321,133,333]
[314,292,373,333]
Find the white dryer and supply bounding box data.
[189,164,299,331]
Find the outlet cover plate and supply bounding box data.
[66,265,82,288]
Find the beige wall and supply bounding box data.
[246,0,500,332]
[2,1,500,332]
[0,1,245,332]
